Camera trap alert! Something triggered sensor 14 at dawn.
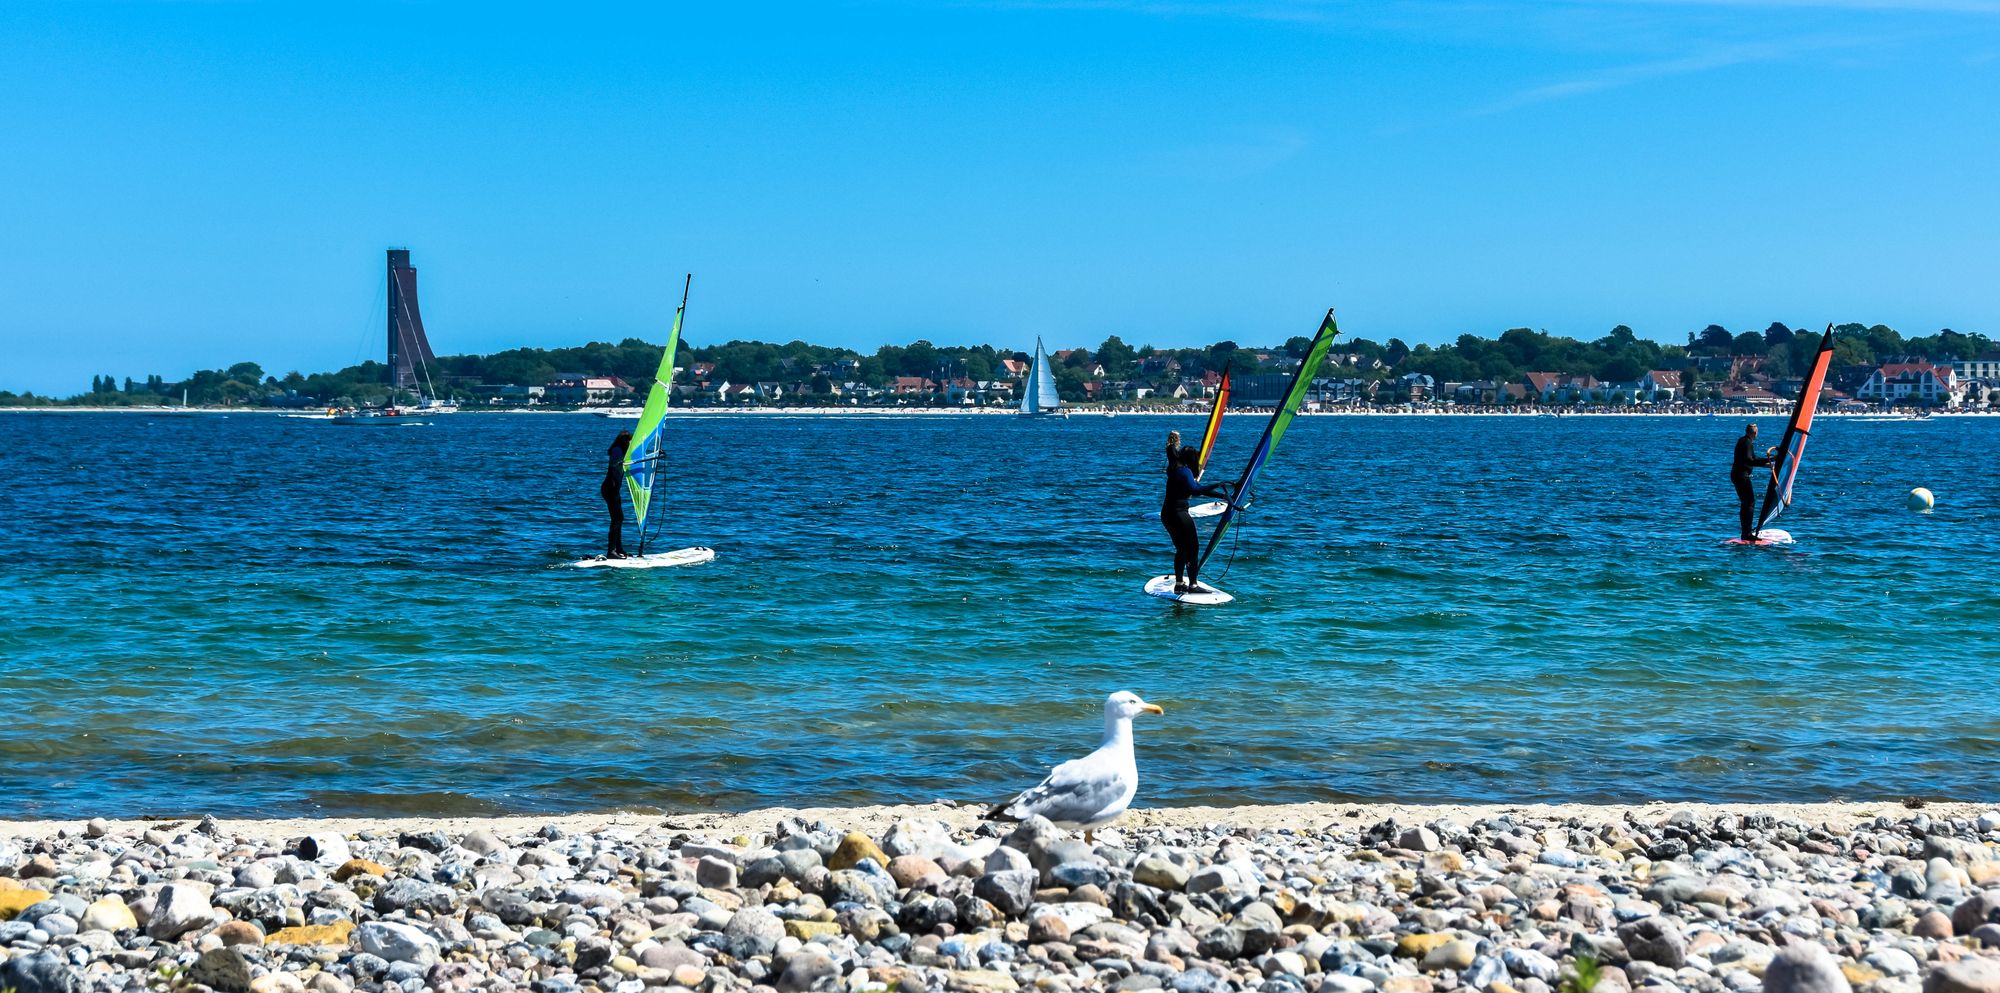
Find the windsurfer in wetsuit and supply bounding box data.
[1731,423,1776,541]
[1163,445,1231,594]
[602,431,631,558]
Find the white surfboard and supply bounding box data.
[1145,574,1235,605]
[574,546,716,569]
[1189,501,1227,519]
[1721,529,1793,547]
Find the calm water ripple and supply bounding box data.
[0,411,1994,817]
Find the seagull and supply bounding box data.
[988,691,1164,842]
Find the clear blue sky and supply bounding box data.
[3,1,1996,393]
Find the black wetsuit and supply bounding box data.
[1162,464,1227,588]
[1731,435,1774,540]
[602,443,628,557]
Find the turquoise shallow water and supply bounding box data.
[1,411,1995,818]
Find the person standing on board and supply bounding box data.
[602,431,632,559]
[1163,445,1230,593]
[1731,423,1776,541]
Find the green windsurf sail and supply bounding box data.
[624,275,691,550]
[1195,309,1339,572]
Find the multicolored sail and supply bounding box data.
[624,275,691,547]
[1195,309,1339,572]
[1755,324,1834,533]
[1196,371,1231,472]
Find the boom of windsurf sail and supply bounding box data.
[624,275,691,549]
[1196,371,1231,473]
[1195,309,1339,572]
[1754,324,1834,533]
[1020,338,1061,414]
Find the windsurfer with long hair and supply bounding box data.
[1163,445,1230,594]
[1731,423,1776,541]
[602,430,632,558]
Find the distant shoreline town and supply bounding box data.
[10,321,1997,412]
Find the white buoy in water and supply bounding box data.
[1908,487,1935,512]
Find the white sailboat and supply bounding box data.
[1017,338,1063,417]
[155,387,197,417]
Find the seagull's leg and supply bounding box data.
[1084,830,1095,845]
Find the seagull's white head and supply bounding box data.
[1106,691,1164,721]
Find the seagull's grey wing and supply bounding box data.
[1001,754,1129,825]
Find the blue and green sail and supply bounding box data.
[624,276,691,545]
[1195,309,1339,572]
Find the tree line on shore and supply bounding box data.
[6,321,1988,407]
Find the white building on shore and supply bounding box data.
[1856,362,1960,406]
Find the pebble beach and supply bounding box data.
[6,802,2000,993]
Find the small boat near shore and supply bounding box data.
[331,406,432,426]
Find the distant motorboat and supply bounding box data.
[330,405,431,426]
[597,408,643,419]
[1843,412,1931,422]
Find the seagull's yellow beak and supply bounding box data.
[1142,703,1164,715]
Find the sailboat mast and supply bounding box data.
[385,251,399,392]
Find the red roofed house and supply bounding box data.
[1857,362,1958,406]
[1001,358,1029,378]
[1728,355,1765,381]
[1638,370,1682,401]
[890,376,935,396]
[544,375,631,405]
[1720,384,1784,409]
[1522,372,1600,403]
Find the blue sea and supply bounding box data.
[1,411,1994,819]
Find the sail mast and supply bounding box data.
[1194,310,1339,573]
[1754,325,1835,533]
[625,274,692,553]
